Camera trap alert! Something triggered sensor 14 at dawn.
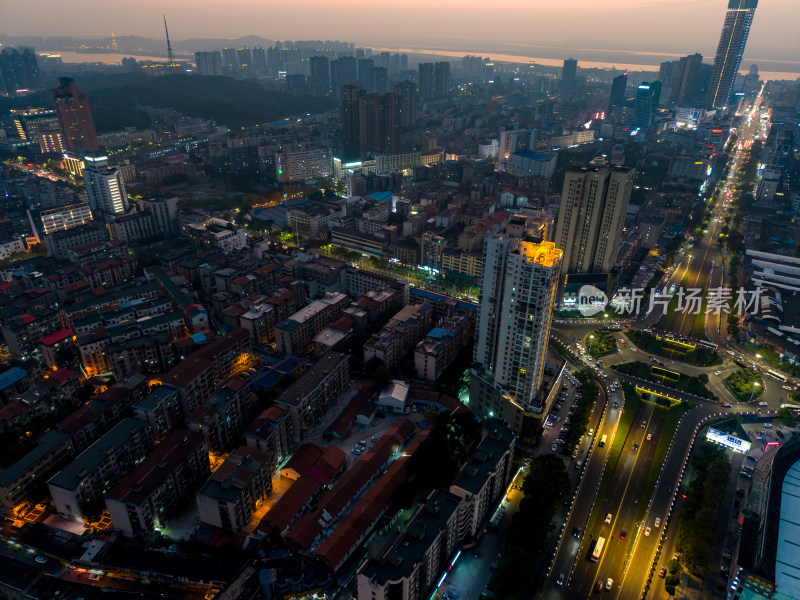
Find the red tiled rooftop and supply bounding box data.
[38,329,73,347]
[46,368,78,385]
[259,475,321,534]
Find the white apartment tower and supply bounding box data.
[554,162,634,276]
[474,229,562,417]
[82,154,130,216]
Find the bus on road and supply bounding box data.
[767,369,787,383]
[591,537,606,562]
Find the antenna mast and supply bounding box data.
[163,14,173,65]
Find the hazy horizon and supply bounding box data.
[1,0,798,64]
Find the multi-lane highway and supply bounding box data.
[544,90,780,600]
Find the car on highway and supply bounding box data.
[606,578,614,591]
[645,527,651,536]
[572,527,581,538]
[721,402,732,408]
[556,573,565,586]
[655,517,661,528]
[594,581,603,593]
[34,555,46,564]
[646,433,653,441]
[759,402,768,407]
[763,423,773,428]
[641,420,647,428]
[605,513,612,524]
[620,529,627,540]
[659,566,667,578]
[714,370,721,375]
[633,442,639,451]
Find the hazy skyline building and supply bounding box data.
[561,58,578,95]
[51,77,98,155]
[607,73,627,116]
[394,80,417,129]
[194,50,222,76]
[341,84,364,156]
[705,0,759,109]
[309,55,330,96]
[0,47,41,94]
[418,62,435,101]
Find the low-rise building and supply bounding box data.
[448,423,515,537]
[413,315,473,382]
[274,292,348,356]
[357,490,463,600]
[0,430,75,509]
[186,378,251,452]
[133,385,183,440]
[275,351,350,441]
[47,418,154,523]
[105,429,210,537]
[364,303,433,369]
[196,446,272,532]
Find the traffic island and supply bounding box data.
[724,369,764,402]
[585,328,618,358]
[625,330,723,367]
[612,361,718,401]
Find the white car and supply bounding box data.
[654,517,661,528]
[606,578,614,591]
[644,527,651,536]
[714,371,721,376]
[763,423,773,429]
[605,513,613,524]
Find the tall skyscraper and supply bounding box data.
[309,56,330,96]
[194,51,222,76]
[631,81,661,129]
[433,62,451,100]
[472,225,563,427]
[82,154,129,216]
[357,92,400,156]
[561,58,578,95]
[51,78,99,155]
[341,85,364,156]
[554,161,634,276]
[418,63,435,101]
[705,0,758,109]
[394,81,417,129]
[607,73,627,116]
[673,53,703,105]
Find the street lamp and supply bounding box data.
[749,381,760,403]
[589,334,595,354]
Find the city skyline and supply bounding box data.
[1,0,798,65]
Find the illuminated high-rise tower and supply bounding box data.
[82,154,129,216]
[705,0,758,109]
[51,78,98,154]
[471,221,562,433]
